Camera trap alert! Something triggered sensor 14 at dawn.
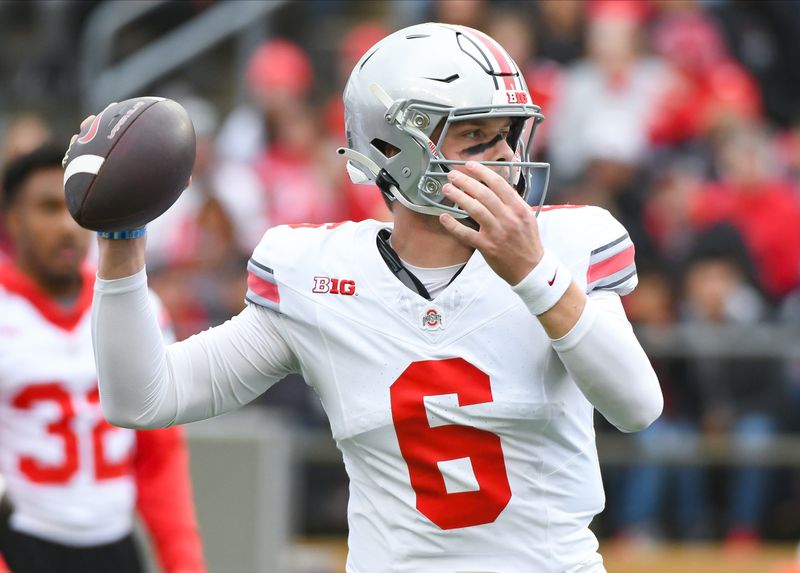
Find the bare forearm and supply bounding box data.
[97,236,146,279]
[536,282,586,339]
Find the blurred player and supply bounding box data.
[86,24,662,572]
[0,145,206,573]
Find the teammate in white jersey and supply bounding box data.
[84,24,662,573]
[0,145,206,573]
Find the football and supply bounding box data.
[63,97,196,232]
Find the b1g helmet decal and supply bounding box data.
[339,22,550,218]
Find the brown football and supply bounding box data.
[63,97,196,232]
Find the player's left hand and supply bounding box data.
[439,161,544,285]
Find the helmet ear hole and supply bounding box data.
[371,138,401,158]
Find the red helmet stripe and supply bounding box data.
[468,28,519,91]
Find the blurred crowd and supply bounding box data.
[2,0,800,550]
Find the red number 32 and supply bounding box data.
[390,358,512,530]
[12,382,131,484]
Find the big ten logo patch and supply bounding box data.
[312,276,356,296]
[505,91,528,104]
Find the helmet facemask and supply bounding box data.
[340,90,551,218]
[338,23,552,218]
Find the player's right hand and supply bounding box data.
[440,161,545,286]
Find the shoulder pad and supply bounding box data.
[540,205,637,296]
[245,222,353,313]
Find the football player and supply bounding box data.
[0,145,206,573]
[86,24,662,573]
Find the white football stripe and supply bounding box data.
[63,154,105,185]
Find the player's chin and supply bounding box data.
[45,265,83,287]
[439,199,479,230]
[45,251,84,279]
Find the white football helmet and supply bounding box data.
[339,22,550,218]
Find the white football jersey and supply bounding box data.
[245,206,636,573]
[0,263,167,546]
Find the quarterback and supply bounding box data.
[88,24,662,573]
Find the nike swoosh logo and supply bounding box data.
[547,269,557,286]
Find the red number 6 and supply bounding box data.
[390,358,512,529]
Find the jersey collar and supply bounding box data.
[375,228,466,300]
[0,261,95,331]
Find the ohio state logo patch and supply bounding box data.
[421,307,444,330]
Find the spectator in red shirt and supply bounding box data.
[690,125,800,300]
[648,6,762,146]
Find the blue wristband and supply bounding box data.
[97,227,147,240]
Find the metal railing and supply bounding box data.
[78,0,284,112]
[294,427,800,468]
[636,323,800,359]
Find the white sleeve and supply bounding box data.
[92,268,297,429]
[550,290,663,433]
